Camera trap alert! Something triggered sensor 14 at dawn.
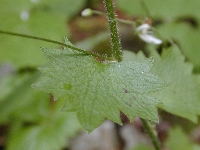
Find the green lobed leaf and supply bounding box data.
[33,39,167,131]
[150,45,200,123]
[157,22,200,70]
[123,45,200,123]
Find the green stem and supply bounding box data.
[140,0,152,18]
[92,10,134,26]
[103,2,161,149]
[0,30,107,60]
[104,0,122,62]
[140,118,161,150]
[92,10,135,26]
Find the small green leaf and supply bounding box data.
[33,39,167,131]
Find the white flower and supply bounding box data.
[136,24,162,45]
[81,8,93,17]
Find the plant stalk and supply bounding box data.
[103,1,161,149]
[141,118,161,150]
[104,0,122,62]
[92,10,135,26]
[140,0,152,18]
[0,30,107,60]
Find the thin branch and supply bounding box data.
[140,0,152,18]
[141,118,161,150]
[92,10,135,26]
[0,30,107,60]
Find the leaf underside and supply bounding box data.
[33,38,167,131]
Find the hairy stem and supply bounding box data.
[103,2,160,147]
[0,30,107,60]
[103,1,161,149]
[141,118,161,150]
[104,0,122,62]
[92,10,135,26]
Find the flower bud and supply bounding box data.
[81,8,93,17]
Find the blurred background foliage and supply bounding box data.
[0,0,200,150]
[116,0,200,72]
[0,0,85,67]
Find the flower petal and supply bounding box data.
[138,34,162,45]
[137,24,151,32]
